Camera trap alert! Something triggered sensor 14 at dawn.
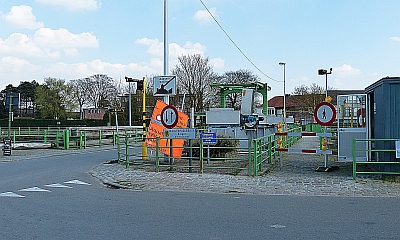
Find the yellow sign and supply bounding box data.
[145,100,188,158]
[325,96,332,103]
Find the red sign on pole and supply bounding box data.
[314,102,336,126]
[161,105,179,129]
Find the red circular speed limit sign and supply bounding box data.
[314,102,336,126]
[161,105,179,129]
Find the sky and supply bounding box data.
[1,0,400,100]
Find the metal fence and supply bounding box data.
[0,127,142,150]
[352,138,400,180]
[117,124,302,176]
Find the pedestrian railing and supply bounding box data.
[252,124,301,175]
[252,134,277,176]
[116,125,302,176]
[117,134,254,175]
[352,138,400,180]
[0,127,142,151]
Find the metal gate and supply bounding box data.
[337,94,368,161]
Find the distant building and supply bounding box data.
[267,90,364,124]
[83,108,107,120]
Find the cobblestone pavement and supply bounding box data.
[89,137,400,197]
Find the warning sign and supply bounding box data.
[153,76,176,96]
[145,100,188,158]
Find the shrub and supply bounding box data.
[184,134,239,158]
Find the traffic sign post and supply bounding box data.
[200,132,217,145]
[200,132,217,164]
[154,76,176,96]
[314,101,336,126]
[161,105,179,129]
[313,101,338,172]
[163,128,196,139]
[160,104,179,165]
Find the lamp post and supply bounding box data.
[318,68,332,99]
[279,62,286,132]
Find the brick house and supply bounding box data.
[83,108,107,120]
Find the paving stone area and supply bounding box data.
[90,137,400,197]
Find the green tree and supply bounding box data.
[35,77,72,119]
[17,80,39,117]
[0,84,18,119]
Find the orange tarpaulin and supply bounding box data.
[145,100,189,158]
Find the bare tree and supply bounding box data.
[85,74,118,108]
[171,54,219,112]
[68,78,90,119]
[219,69,260,109]
[309,83,325,94]
[291,83,326,111]
[292,84,309,95]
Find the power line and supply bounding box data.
[199,0,281,82]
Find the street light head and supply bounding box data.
[318,69,327,75]
[279,62,286,66]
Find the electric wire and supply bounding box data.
[199,0,281,82]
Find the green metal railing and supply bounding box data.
[252,124,302,176]
[252,134,276,176]
[0,127,141,151]
[117,125,302,176]
[352,138,400,180]
[117,135,254,175]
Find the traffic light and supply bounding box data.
[136,80,144,91]
[125,76,134,82]
[318,69,327,75]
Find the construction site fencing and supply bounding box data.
[352,138,400,180]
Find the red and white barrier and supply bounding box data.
[276,148,332,154]
[275,132,332,137]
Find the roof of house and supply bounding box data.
[267,95,313,108]
[267,90,365,108]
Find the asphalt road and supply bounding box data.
[1,149,400,240]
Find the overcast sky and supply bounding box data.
[1,0,400,99]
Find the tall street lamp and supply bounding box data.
[279,62,286,131]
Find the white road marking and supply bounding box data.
[64,180,91,185]
[19,187,51,192]
[45,183,73,188]
[0,192,25,198]
[270,224,287,229]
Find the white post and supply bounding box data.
[128,82,132,126]
[163,0,169,105]
[279,62,287,131]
